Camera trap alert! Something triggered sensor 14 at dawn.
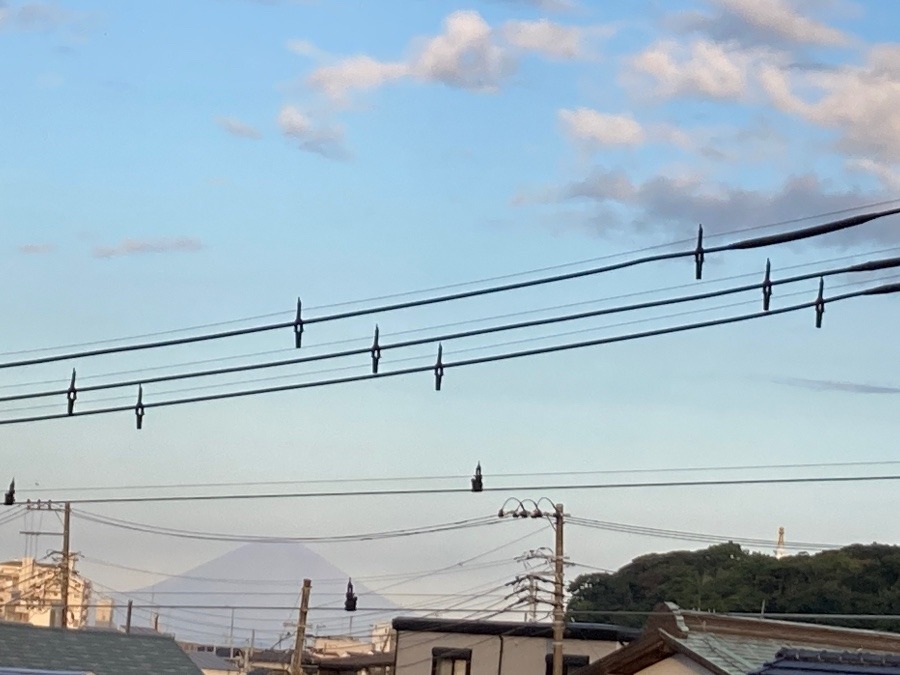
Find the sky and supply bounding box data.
[1,0,899,646]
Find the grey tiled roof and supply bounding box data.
[666,632,899,675]
[753,649,900,675]
[0,622,202,675]
[186,651,240,671]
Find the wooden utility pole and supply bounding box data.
[60,502,71,629]
[290,579,312,675]
[551,503,565,675]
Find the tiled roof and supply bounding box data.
[186,651,240,671]
[580,603,900,675]
[0,622,202,675]
[752,649,900,675]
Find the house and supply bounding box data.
[0,620,202,674]
[311,651,395,674]
[186,650,241,675]
[753,649,900,675]
[578,603,900,675]
[0,557,91,628]
[392,616,640,675]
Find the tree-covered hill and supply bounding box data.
[567,543,900,632]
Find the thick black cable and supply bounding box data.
[2,280,897,427]
[1,206,897,371]
[5,255,898,405]
[7,243,896,395]
[14,473,900,505]
[7,199,897,361]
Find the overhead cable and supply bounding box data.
[2,279,897,428]
[1,206,897,371]
[5,255,899,409]
[15,473,900,505]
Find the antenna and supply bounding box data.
[775,526,786,560]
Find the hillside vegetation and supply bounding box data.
[567,542,900,632]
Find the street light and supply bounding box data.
[498,498,566,675]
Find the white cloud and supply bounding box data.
[710,0,848,47]
[305,10,600,103]
[411,10,513,92]
[628,38,781,100]
[308,56,408,104]
[215,116,262,140]
[93,237,203,259]
[277,105,348,159]
[502,19,589,60]
[0,1,88,33]
[760,44,900,163]
[558,108,645,147]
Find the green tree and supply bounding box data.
[566,543,900,632]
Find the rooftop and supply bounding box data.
[0,621,202,675]
[392,617,641,642]
[753,649,900,675]
[581,603,900,675]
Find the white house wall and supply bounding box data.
[394,630,621,675]
[635,654,716,675]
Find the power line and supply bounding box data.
[566,517,838,551]
[7,243,896,396]
[2,206,897,371]
[2,279,897,428]
[6,255,897,407]
[25,459,900,495]
[5,199,897,361]
[71,510,502,543]
[11,473,900,505]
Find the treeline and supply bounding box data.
[567,542,900,632]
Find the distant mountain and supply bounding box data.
[109,543,397,646]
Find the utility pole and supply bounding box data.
[60,502,71,629]
[552,503,565,675]
[498,500,566,675]
[290,579,312,675]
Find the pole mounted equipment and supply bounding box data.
[815,278,826,328]
[370,325,381,374]
[134,385,145,430]
[762,259,773,311]
[294,298,304,348]
[344,578,358,612]
[471,463,483,492]
[66,369,77,416]
[3,479,13,506]
[694,225,705,279]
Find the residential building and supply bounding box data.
[0,557,91,629]
[753,649,900,675]
[187,650,241,675]
[0,620,202,674]
[392,617,640,675]
[579,602,900,675]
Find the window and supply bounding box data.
[431,647,472,675]
[544,653,590,675]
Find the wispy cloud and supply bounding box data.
[0,1,90,34]
[18,243,55,254]
[215,116,262,140]
[93,237,203,259]
[777,378,900,395]
[277,105,349,159]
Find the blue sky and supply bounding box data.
[1,0,899,643]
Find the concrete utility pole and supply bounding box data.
[498,499,566,675]
[60,502,71,629]
[552,503,565,675]
[290,579,312,675]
